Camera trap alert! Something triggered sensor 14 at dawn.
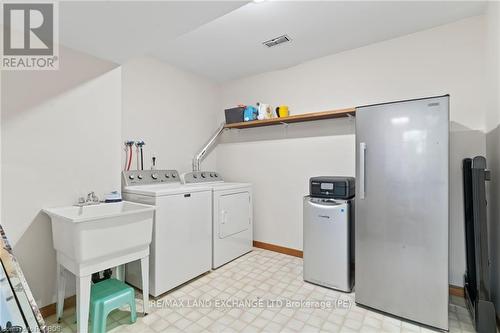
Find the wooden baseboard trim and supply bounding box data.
[449,285,465,298]
[253,240,303,258]
[253,240,466,299]
[40,295,75,319]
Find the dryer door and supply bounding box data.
[218,191,250,238]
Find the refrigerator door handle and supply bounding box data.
[359,142,366,199]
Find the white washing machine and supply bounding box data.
[182,171,253,269]
[122,169,212,297]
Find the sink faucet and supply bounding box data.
[76,192,100,206]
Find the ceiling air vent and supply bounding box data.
[262,34,291,48]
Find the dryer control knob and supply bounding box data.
[201,173,206,178]
[165,174,170,178]
[193,174,198,179]
[172,174,177,178]
[137,174,143,180]
[128,174,135,180]
[151,173,158,180]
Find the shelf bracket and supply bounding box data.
[279,121,289,136]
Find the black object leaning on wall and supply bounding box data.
[462,156,496,333]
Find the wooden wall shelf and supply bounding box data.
[224,107,356,129]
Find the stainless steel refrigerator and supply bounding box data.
[355,96,449,330]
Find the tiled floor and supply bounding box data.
[45,248,479,333]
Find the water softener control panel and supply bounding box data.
[309,176,355,199]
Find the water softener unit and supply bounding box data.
[303,177,355,292]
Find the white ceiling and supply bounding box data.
[59,1,248,64]
[59,1,486,82]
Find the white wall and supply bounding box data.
[485,2,500,131]
[218,16,488,287]
[484,1,500,319]
[219,119,355,249]
[449,127,486,287]
[121,57,220,174]
[1,46,122,307]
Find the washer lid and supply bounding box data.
[123,183,212,197]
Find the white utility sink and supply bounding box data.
[43,201,154,265]
[43,201,154,333]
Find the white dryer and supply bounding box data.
[122,170,212,297]
[182,171,253,269]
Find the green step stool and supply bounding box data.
[90,278,137,333]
